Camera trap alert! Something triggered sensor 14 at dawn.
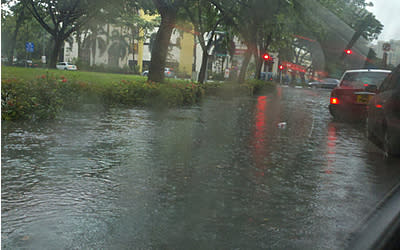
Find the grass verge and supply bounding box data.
[2,67,275,121]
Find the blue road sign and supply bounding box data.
[25,42,34,53]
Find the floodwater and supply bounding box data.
[2,86,400,249]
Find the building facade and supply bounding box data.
[374,40,400,67]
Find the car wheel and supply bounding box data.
[383,130,392,160]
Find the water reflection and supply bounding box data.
[253,96,268,176]
[325,122,337,174]
[2,88,400,249]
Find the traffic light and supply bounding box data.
[278,65,284,70]
[345,49,352,55]
[262,53,270,61]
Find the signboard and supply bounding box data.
[41,56,46,64]
[234,49,247,55]
[224,68,230,78]
[25,42,34,53]
[281,61,306,73]
[382,43,391,52]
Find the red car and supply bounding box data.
[329,69,391,120]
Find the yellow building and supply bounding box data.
[138,11,194,76]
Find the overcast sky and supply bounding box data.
[367,0,400,41]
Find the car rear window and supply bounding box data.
[340,72,390,88]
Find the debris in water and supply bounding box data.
[277,122,287,128]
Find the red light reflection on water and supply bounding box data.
[253,96,268,177]
[325,123,337,174]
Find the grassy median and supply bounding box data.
[1,66,275,121]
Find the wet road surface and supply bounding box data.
[2,86,400,249]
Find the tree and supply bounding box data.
[182,0,228,83]
[148,0,184,83]
[2,1,52,63]
[292,0,383,74]
[22,0,111,68]
[210,0,295,82]
[1,2,29,63]
[112,1,160,72]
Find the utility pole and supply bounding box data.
[382,43,390,68]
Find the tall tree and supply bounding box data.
[22,0,110,68]
[2,1,52,63]
[183,0,229,83]
[2,2,29,63]
[148,0,185,83]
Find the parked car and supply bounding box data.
[56,62,77,71]
[366,64,400,159]
[329,69,391,120]
[308,78,339,89]
[13,59,36,67]
[1,56,9,63]
[142,68,175,78]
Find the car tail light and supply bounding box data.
[375,104,383,108]
[330,97,339,104]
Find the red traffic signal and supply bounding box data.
[262,53,270,61]
[278,65,284,70]
[345,49,352,55]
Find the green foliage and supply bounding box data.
[1,67,205,121]
[2,77,64,120]
[1,2,51,62]
[243,79,276,94]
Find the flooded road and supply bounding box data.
[2,86,400,249]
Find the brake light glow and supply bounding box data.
[330,97,339,104]
[376,104,383,108]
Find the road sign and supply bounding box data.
[224,68,230,78]
[234,48,247,55]
[25,42,34,53]
[383,43,391,52]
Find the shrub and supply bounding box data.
[244,79,276,94]
[1,75,205,121]
[2,77,63,120]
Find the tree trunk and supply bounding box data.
[198,49,209,83]
[76,31,82,59]
[8,12,25,63]
[255,57,263,80]
[49,36,63,68]
[148,12,176,83]
[238,48,252,83]
[92,29,97,66]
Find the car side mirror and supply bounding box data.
[365,85,378,93]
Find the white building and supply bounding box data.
[374,40,400,66]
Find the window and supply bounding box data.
[341,72,390,88]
